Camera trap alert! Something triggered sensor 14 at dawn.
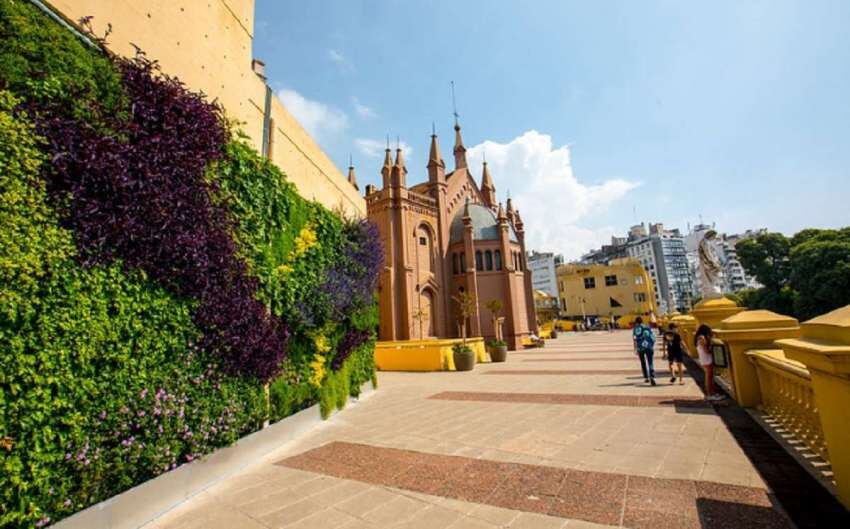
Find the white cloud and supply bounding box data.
[355,138,414,159]
[278,88,348,140]
[466,131,638,260]
[351,96,377,119]
[327,49,354,72]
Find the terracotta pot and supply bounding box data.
[453,348,476,371]
[489,345,508,362]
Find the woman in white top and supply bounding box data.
[695,324,724,401]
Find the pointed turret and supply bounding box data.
[381,145,393,189]
[391,145,407,188]
[427,130,446,185]
[453,122,468,170]
[506,197,516,224]
[481,160,496,209]
[347,157,359,191]
[497,202,507,222]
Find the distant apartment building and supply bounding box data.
[580,236,628,265]
[528,251,564,300]
[556,258,657,320]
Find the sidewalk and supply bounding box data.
[146,331,794,529]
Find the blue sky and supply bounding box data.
[254,0,850,259]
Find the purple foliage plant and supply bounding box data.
[31,51,288,381]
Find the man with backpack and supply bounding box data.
[632,316,657,386]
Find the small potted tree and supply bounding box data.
[485,299,508,362]
[452,291,477,371]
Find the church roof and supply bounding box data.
[449,203,519,244]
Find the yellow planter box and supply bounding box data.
[374,338,487,371]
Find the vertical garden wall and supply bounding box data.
[0,3,380,527]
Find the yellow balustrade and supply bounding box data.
[670,314,698,359]
[747,350,828,462]
[715,310,800,407]
[776,305,850,508]
[374,338,487,371]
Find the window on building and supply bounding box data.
[495,250,502,270]
[584,277,596,289]
[634,276,644,285]
[562,298,567,311]
[419,236,427,246]
[460,252,466,272]
[610,297,623,308]
[475,251,483,271]
[452,253,459,275]
[604,274,618,286]
[485,250,493,271]
[634,293,647,302]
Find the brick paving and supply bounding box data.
[145,331,811,529]
[278,442,791,529]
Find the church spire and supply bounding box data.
[481,154,496,209]
[427,125,446,186]
[451,81,468,170]
[391,138,407,188]
[453,122,467,171]
[381,136,393,189]
[506,195,516,224]
[347,154,358,191]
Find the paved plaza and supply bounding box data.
[147,331,794,529]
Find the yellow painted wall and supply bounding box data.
[556,257,657,319]
[50,0,365,217]
[375,338,488,371]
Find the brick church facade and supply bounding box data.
[363,122,537,350]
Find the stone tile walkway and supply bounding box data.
[146,331,798,529]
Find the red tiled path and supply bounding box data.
[428,391,709,408]
[483,369,674,376]
[522,357,636,362]
[279,441,793,529]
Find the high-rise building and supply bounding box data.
[528,251,564,300]
[625,223,693,314]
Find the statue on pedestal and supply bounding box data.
[698,230,724,299]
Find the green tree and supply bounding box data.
[736,233,791,291]
[789,229,850,320]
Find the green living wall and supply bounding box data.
[0,2,380,527]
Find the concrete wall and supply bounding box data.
[50,0,365,217]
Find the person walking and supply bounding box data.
[695,324,724,401]
[664,323,686,384]
[632,316,657,386]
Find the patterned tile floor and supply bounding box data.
[146,331,802,529]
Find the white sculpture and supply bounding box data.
[698,230,724,299]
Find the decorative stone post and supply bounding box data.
[714,310,800,407]
[691,297,745,329]
[671,314,698,359]
[776,305,850,509]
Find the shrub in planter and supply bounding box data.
[452,343,476,371]
[486,339,508,362]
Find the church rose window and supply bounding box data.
[495,250,502,270]
[475,251,483,271]
[485,250,493,271]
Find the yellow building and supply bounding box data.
[51,0,364,217]
[533,289,559,325]
[556,257,657,322]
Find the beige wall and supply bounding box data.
[51,0,365,217]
